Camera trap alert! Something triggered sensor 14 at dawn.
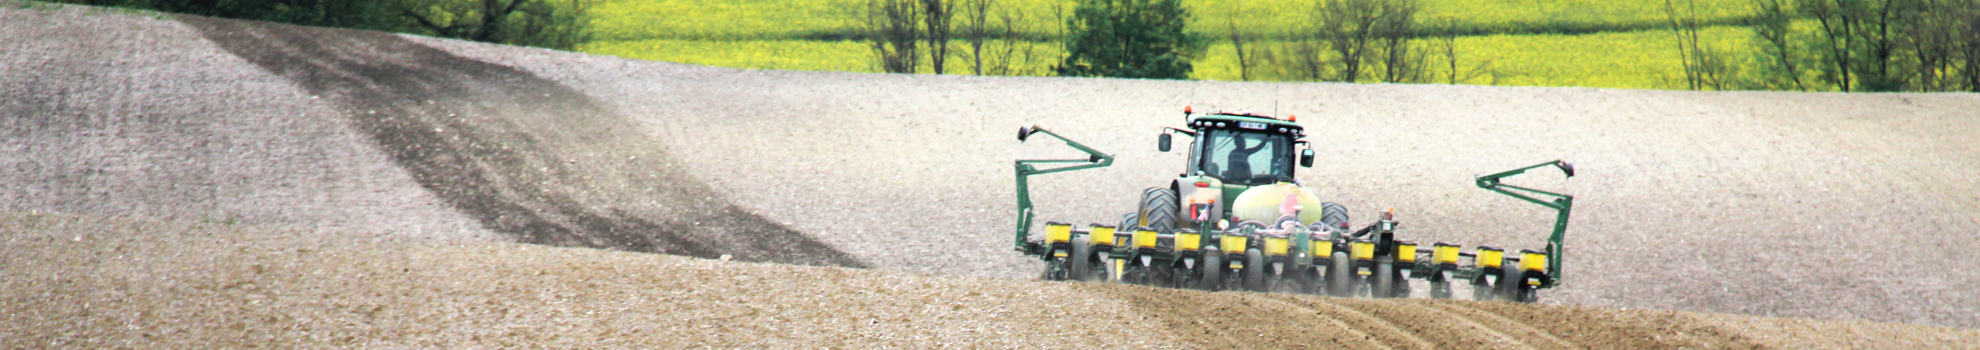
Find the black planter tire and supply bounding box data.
[1196,252,1224,291]
[1328,251,1354,297]
[1069,236,1094,282]
[1244,248,1268,292]
[1375,260,1394,298]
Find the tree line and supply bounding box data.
[867,0,1980,92]
[46,0,590,50]
[51,0,1978,92]
[1712,0,1980,92]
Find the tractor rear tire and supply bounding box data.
[1196,253,1224,291]
[1375,260,1395,298]
[1139,188,1179,233]
[1244,248,1268,292]
[1069,236,1095,282]
[1320,202,1350,229]
[1119,213,1139,232]
[1328,251,1353,297]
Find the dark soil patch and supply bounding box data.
[174,16,861,268]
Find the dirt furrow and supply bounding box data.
[169,15,861,268]
[1085,284,1390,349]
[1423,301,1579,349]
[1278,297,1438,349]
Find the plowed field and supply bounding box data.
[4,2,1979,347]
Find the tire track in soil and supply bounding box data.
[1276,297,1438,350]
[1454,301,1766,349]
[1082,283,1391,349]
[172,16,863,267]
[1419,301,1578,349]
[1327,298,1541,350]
[1238,295,1395,350]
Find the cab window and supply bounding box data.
[1199,129,1291,184]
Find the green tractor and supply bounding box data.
[1014,107,1575,302]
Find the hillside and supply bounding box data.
[3,1,1979,343]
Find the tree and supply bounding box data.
[1311,0,1419,82]
[920,0,956,74]
[1371,0,1422,83]
[1664,0,1733,90]
[399,0,590,50]
[865,0,921,73]
[1055,0,1200,79]
[53,0,589,50]
[959,0,994,75]
[1430,20,1488,84]
[1800,0,1913,91]
[71,0,393,29]
[1228,13,1255,81]
[1749,0,1808,91]
[989,4,1048,75]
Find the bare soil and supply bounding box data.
[6,213,1976,348]
[4,1,1980,346]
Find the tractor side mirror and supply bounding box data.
[1299,149,1315,168]
[1556,161,1576,177]
[1158,133,1172,152]
[1018,125,1037,141]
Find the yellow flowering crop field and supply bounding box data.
[587,0,1756,40]
[1192,26,1760,89]
[578,0,1768,90]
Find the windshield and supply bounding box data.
[1199,129,1293,184]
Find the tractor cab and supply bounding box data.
[1160,108,1316,226]
[1162,109,1313,183]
